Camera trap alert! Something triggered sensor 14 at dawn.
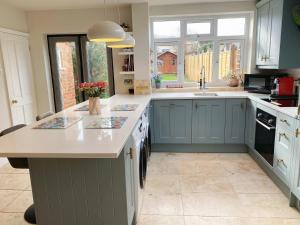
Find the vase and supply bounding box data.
[155,82,161,89]
[89,97,101,115]
[228,78,239,87]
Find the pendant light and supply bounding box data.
[107,33,135,48]
[107,0,136,48]
[87,0,125,42]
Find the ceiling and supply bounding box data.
[1,0,254,11]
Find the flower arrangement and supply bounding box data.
[79,82,107,97]
[152,74,162,89]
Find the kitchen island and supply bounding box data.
[0,92,299,225]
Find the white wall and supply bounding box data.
[0,2,28,32]
[149,1,256,17]
[26,6,132,113]
[132,3,151,90]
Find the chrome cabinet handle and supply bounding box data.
[11,100,18,104]
[280,119,289,125]
[195,103,198,110]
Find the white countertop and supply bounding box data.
[151,92,300,119]
[0,92,298,159]
[0,95,151,159]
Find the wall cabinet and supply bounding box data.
[192,100,226,144]
[256,0,300,69]
[153,100,192,144]
[245,99,257,149]
[225,99,246,144]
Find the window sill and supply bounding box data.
[152,86,244,93]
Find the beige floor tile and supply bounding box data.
[137,215,184,225]
[0,174,31,190]
[0,190,22,211]
[283,219,300,225]
[3,191,33,213]
[238,193,300,219]
[0,163,29,174]
[141,193,183,215]
[145,175,181,194]
[182,192,247,217]
[180,175,235,193]
[185,216,251,225]
[228,173,281,194]
[148,160,181,175]
[0,213,30,225]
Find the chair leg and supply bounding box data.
[24,204,36,224]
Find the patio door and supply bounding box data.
[48,35,115,112]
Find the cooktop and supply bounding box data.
[261,98,299,107]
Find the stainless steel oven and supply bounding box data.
[254,108,277,166]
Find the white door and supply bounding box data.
[0,32,36,125]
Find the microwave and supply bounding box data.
[244,74,287,94]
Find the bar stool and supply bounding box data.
[0,124,36,224]
[36,111,54,121]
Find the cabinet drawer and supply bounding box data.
[274,128,293,184]
[277,113,295,132]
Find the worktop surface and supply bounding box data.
[0,92,298,159]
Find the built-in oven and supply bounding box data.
[254,108,277,166]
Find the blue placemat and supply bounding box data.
[33,117,82,129]
[111,104,139,111]
[84,117,127,129]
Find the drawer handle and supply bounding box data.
[280,119,289,125]
[277,159,287,168]
[127,148,133,159]
[296,128,300,138]
[279,133,288,141]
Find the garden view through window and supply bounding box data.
[48,35,113,112]
[152,15,248,86]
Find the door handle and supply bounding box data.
[296,128,300,138]
[11,100,18,104]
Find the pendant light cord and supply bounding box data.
[104,0,107,18]
[117,0,121,25]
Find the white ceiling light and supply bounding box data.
[107,33,135,48]
[87,21,125,42]
[87,0,125,42]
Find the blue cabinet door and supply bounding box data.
[154,100,192,144]
[225,99,246,144]
[245,99,257,149]
[192,100,226,144]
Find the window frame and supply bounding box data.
[150,14,250,87]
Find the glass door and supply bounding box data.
[48,35,114,112]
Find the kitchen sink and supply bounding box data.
[194,92,218,97]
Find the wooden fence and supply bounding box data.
[185,49,240,82]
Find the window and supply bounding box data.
[155,44,179,82]
[186,22,211,35]
[217,18,246,36]
[151,15,249,87]
[153,21,180,39]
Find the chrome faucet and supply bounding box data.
[199,66,206,90]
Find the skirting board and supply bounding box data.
[151,144,248,153]
[248,147,290,197]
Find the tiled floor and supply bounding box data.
[0,163,31,225]
[138,153,300,225]
[0,153,299,225]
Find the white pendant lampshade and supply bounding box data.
[87,21,126,42]
[107,33,135,48]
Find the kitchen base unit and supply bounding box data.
[28,142,136,225]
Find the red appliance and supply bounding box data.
[278,77,294,96]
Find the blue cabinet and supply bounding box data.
[256,0,300,69]
[245,99,257,149]
[154,100,192,144]
[192,100,226,144]
[291,121,300,200]
[225,99,246,144]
